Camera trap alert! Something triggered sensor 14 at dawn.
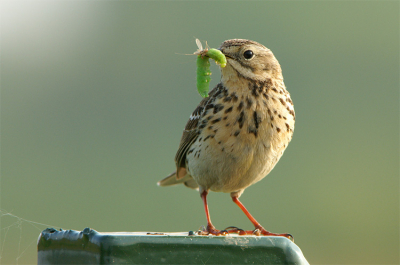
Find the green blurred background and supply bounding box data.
[1,1,398,264]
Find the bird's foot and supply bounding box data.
[225,226,293,241]
[198,225,229,236]
[225,226,247,235]
[254,226,294,241]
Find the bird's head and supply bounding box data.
[219,39,282,82]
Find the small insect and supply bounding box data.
[194,39,227,98]
[194,38,208,56]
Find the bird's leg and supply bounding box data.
[230,196,293,240]
[199,190,228,236]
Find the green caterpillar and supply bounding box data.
[207,48,227,68]
[194,39,227,98]
[196,55,211,98]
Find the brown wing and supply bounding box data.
[174,87,218,179]
[174,102,204,179]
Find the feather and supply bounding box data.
[174,88,218,179]
[157,171,198,190]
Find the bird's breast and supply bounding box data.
[186,80,294,193]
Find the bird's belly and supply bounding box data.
[187,133,286,193]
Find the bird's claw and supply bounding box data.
[284,233,294,242]
[197,225,229,236]
[218,229,229,236]
[225,226,247,235]
[224,226,294,241]
[254,227,294,241]
[253,228,262,236]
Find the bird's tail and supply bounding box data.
[157,171,199,190]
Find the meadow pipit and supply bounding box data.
[158,39,295,239]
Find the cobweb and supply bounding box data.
[0,209,62,265]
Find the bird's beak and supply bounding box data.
[218,48,233,60]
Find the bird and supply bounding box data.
[158,39,295,239]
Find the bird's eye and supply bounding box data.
[243,50,254,60]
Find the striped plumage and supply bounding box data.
[158,39,295,239]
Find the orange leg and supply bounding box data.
[200,191,227,235]
[229,196,293,240]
